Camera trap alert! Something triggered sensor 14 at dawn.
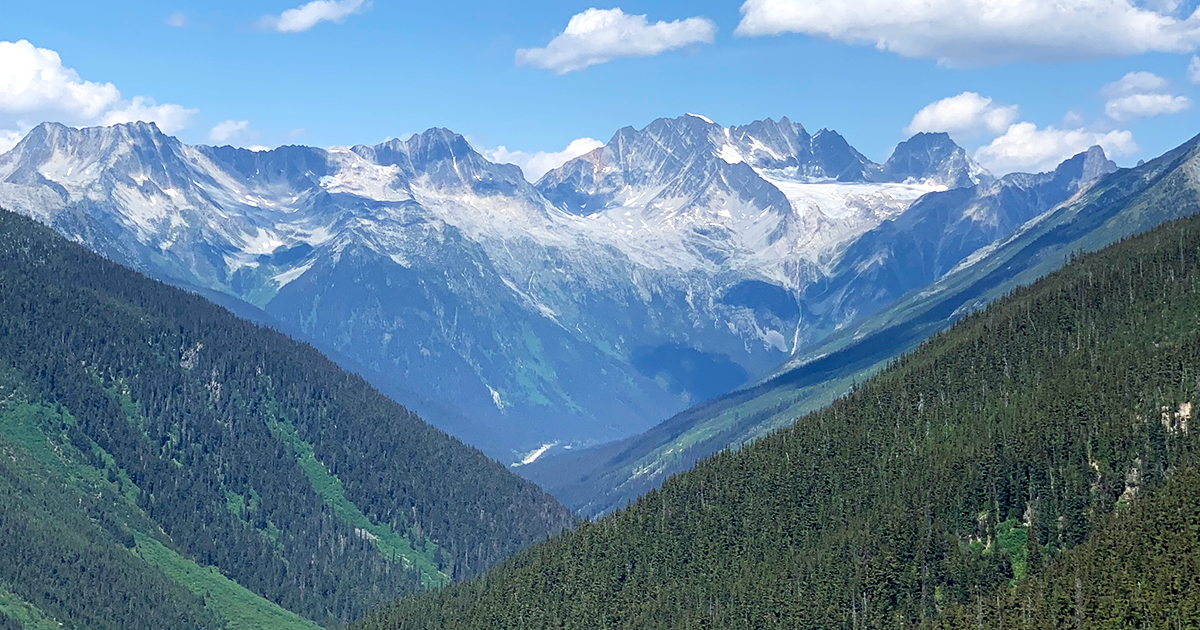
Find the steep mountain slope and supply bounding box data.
[0,116,1127,485]
[350,205,1200,630]
[800,145,1116,342]
[524,142,1131,515]
[781,130,1200,379]
[535,114,959,274]
[880,132,992,189]
[0,208,575,627]
[0,117,987,461]
[0,395,321,630]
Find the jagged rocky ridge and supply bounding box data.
[0,115,1105,462]
[526,135,1196,518]
[350,188,1200,630]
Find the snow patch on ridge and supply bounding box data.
[321,148,410,202]
[273,260,315,288]
[718,144,745,164]
[510,442,559,467]
[487,385,507,410]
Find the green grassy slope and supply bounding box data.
[352,207,1200,629]
[265,415,447,588]
[528,132,1200,518]
[0,380,320,630]
[0,398,223,630]
[0,586,64,630]
[131,534,321,630]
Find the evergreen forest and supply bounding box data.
[350,211,1200,628]
[0,208,576,629]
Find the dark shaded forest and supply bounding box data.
[350,212,1200,628]
[0,208,575,627]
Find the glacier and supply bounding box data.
[0,115,1005,462]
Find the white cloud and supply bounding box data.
[167,12,187,28]
[735,0,1200,65]
[974,122,1138,174]
[904,91,1139,174]
[0,129,22,153]
[1189,55,1200,83]
[516,8,716,74]
[905,92,1019,137]
[1105,93,1191,121]
[101,97,197,133]
[247,145,272,152]
[209,119,251,144]
[0,40,197,141]
[1062,111,1086,127]
[484,137,605,181]
[260,0,369,33]
[0,40,120,120]
[1100,71,1191,121]
[1101,71,1169,97]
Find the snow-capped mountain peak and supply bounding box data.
[881,132,992,189]
[0,115,1050,462]
[537,115,949,273]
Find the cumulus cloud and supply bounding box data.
[0,130,21,154]
[167,12,187,28]
[974,122,1138,174]
[0,39,197,147]
[209,119,251,144]
[735,0,1200,65]
[0,40,120,120]
[1101,71,1169,96]
[517,8,716,74]
[1101,71,1191,121]
[260,0,369,33]
[1105,93,1191,121]
[484,137,605,181]
[904,92,1019,137]
[908,84,1155,175]
[100,97,197,133]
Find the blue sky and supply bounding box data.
[3,0,1200,177]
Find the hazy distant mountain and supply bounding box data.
[351,193,1200,630]
[880,131,992,188]
[524,139,1155,517]
[0,115,1054,464]
[800,144,1116,341]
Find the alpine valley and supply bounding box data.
[4,112,1200,630]
[0,114,1115,467]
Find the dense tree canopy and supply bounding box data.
[351,214,1200,629]
[0,208,575,628]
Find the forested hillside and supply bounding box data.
[351,210,1200,628]
[935,465,1200,629]
[0,209,575,629]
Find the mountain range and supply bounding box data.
[350,188,1200,630]
[528,133,1198,517]
[2,112,1200,630]
[0,114,1091,466]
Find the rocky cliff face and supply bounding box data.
[0,116,1103,464]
